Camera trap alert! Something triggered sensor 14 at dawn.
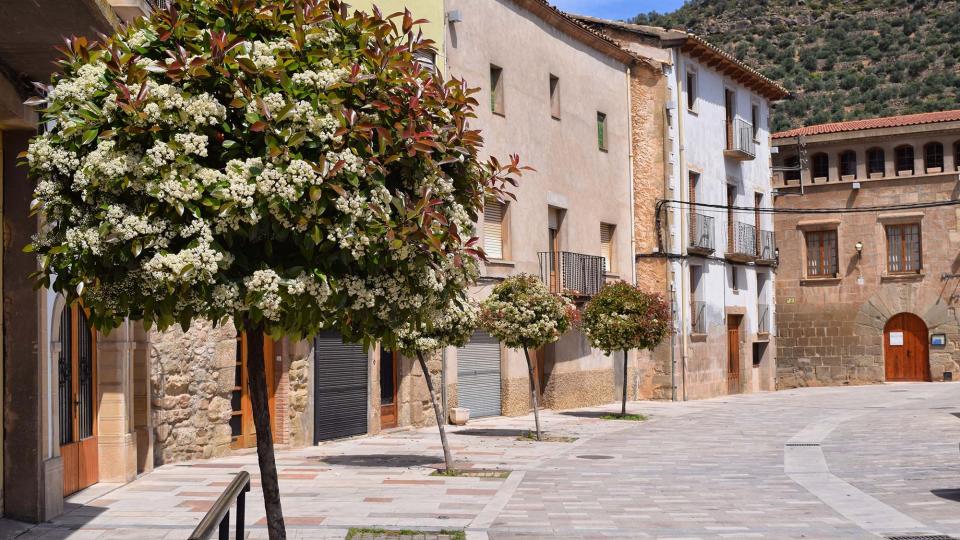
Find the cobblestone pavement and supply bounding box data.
[3,383,959,539]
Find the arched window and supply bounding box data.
[894,145,914,175]
[866,147,885,176]
[955,141,960,171]
[839,150,857,178]
[924,142,944,171]
[811,152,829,180]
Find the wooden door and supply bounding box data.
[59,304,98,496]
[379,349,398,429]
[548,226,560,293]
[724,89,735,149]
[727,315,742,394]
[884,313,930,382]
[230,333,276,449]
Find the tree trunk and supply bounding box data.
[416,351,454,472]
[243,320,286,540]
[522,348,542,441]
[621,349,628,417]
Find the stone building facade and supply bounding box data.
[772,110,960,387]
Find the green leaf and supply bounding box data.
[82,129,99,145]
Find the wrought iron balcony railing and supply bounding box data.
[689,213,715,253]
[757,229,776,262]
[691,301,707,334]
[537,251,606,298]
[724,118,756,160]
[758,303,770,334]
[727,221,757,260]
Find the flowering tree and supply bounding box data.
[581,282,670,417]
[23,1,521,537]
[481,274,573,440]
[395,294,479,472]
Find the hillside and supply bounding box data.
[632,0,960,132]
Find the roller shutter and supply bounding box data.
[457,331,501,418]
[314,331,368,442]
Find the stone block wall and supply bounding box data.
[150,320,236,464]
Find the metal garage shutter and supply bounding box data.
[314,331,368,443]
[457,331,501,418]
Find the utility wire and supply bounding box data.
[658,198,960,216]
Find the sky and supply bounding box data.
[549,0,687,20]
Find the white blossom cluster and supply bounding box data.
[481,275,573,350]
[291,60,349,89]
[245,269,332,321]
[48,63,108,104]
[143,221,224,288]
[26,135,79,175]
[105,205,166,244]
[394,297,480,353]
[242,39,293,70]
[329,185,391,258]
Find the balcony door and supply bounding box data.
[548,208,563,293]
[59,304,98,496]
[724,89,735,149]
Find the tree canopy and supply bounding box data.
[24,0,520,349]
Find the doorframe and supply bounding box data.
[727,313,744,394]
[56,302,99,496]
[231,333,277,450]
[379,348,398,430]
[883,312,931,382]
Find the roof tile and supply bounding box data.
[773,109,960,139]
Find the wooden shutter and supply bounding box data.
[600,223,613,272]
[483,199,505,260]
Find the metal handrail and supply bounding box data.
[730,118,756,158]
[689,213,715,252]
[537,251,606,297]
[188,471,251,540]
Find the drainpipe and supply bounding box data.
[673,49,690,401]
[669,282,676,401]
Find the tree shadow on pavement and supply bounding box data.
[451,428,527,437]
[931,488,960,502]
[316,454,442,468]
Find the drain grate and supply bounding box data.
[785,443,821,447]
[577,454,615,460]
[887,536,958,540]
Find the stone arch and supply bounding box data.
[855,287,960,382]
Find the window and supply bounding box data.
[886,223,921,273]
[490,65,504,116]
[839,150,857,178]
[867,147,885,176]
[924,142,944,171]
[483,198,506,259]
[955,141,960,171]
[730,265,740,291]
[690,266,705,333]
[686,70,697,111]
[895,145,914,174]
[597,112,607,151]
[549,74,560,119]
[751,103,760,139]
[811,153,829,180]
[600,223,614,272]
[805,230,838,277]
[783,155,801,182]
[724,89,735,150]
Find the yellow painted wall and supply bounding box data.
[346,0,446,72]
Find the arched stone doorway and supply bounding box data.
[883,313,931,382]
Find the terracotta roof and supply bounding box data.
[773,109,960,139]
[570,15,789,101]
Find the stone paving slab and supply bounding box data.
[2,384,959,539]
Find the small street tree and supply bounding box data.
[23,1,520,538]
[581,282,670,417]
[481,274,573,440]
[395,294,479,472]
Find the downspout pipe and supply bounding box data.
[673,48,689,401]
[626,63,639,401]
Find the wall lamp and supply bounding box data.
[855,240,864,257]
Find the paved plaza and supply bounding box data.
[4,383,959,539]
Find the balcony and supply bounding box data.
[726,222,757,262]
[691,301,707,334]
[757,229,776,265]
[724,118,756,161]
[758,303,770,334]
[688,213,715,255]
[537,251,605,298]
